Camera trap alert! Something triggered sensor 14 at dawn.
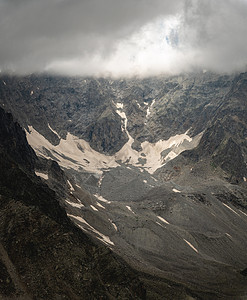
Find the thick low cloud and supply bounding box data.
[0,0,247,76]
[178,0,247,73]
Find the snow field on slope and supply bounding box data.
[26,106,201,175]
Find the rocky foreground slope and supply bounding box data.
[0,107,204,299]
[0,72,247,299]
[0,107,146,299]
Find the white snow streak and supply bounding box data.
[67,180,75,191]
[48,124,61,138]
[156,222,163,227]
[222,203,240,216]
[146,99,155,118]
[94,194,111,204]
[90,205,98,211]
[172,188,181,193]
[97,175,104,187]
[68,214,114,245]
[239,210,247,217]
[157,216,169,225]
[108,219,118,231]
[65,200,84,209]
[96,202,105,209]
[126,206,135,214]
[35,171,48,180]
[136,101,141,109]
[183,239,198,253]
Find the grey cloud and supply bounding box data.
[178,0,247,72]
[0,0,182,73]
[0,0,247,75]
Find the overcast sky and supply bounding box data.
[1,0,247,77]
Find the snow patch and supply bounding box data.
[2,81,6,86]
[225,233,232,238]
[143,180,147,184]
[156,222,163,227]
[97,175,104,187]
[157,216,169,225]
[116,102,123,109]
[68,214,114,245]
[67,180,75,191]
[90,205,98,211]
[48,123,61,139]
[26,126,119,174]
[239,210,247,217]
[136,101,141,109]
[146,99,155,118]
[243,177,247,182]
[26,124,202,175]
[172,188,181,193]
[222,203,240,216]
[146,107,151,118]
[139,133,196,173]
[94,194,111,204]
[96,202,105,209]
[65,200,84,209]
[109,219,118,231]
[183,239,198,253]
[30,90,34,96]
[35,171,48,180]
[126,206,135,214]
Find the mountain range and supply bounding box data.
[0,71,247,299]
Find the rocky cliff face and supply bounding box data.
[157,72,247,184]
[0,72,233,150]
[0,107,36,171]
[198,72,247,182]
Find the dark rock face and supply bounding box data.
[177,72,247,183]
[0,75,128,153]
[85,110,128,154]
[241,268,247,276]
[0,107,36,171]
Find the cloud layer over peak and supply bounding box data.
[0,0,247,76]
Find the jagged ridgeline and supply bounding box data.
[0,72,247,299]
